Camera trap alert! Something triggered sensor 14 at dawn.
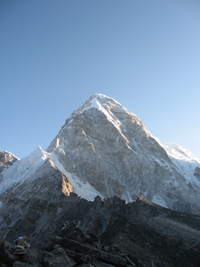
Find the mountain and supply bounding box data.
[0,94,200,215]
[0,151,19,174]
[45,94,200,214]
[1,195,200,267]
[1,93,200,266]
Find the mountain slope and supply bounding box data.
[46,94,200,214]
[0,151,19,173]
[1,194,200,267]
[1,93,200,267]
[0,93,200,214]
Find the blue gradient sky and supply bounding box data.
[1,0,200,159]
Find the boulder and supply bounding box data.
[43,247,73,267]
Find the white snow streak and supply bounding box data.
[45,151,103,201]
[0,146,48,195]
[152,194,168,208]
[1,93,200,208]
[157,140,200,185]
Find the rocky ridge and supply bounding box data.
[0,94,200,215]
[1,194,200,267]
[46,94,200,214]
[0,151,19,174]
[1,93,200,266]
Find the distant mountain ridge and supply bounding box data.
[0,94,200,214]
[0,151,19,173]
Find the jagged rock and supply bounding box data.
[125,256,137,267]
[0,151,18,173]
[13,262,43,267]
[52,237,127,267]
[23,248,47,265]
[63,248,91,264]
[43,247,73,267]
[0,239,19,265]
[194,167,200,180]
[46,94,200,214]
[92,259,117,267]
[1,191,200,267]
[60,221,100,248]
[1,95,200,220]
[0,95,200,267]
[76,264,94,267]
[0,160,76,247]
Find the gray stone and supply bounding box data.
[1,195,200,267]
[0,151,18,173]
[194,167,200,180]
[13,262,43,267]
[46,94,200,215]
[44,247,73,267]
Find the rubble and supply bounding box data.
[1,195,200,266]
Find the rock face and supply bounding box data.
[46,94,200,214]
[0,94,200,216]
[1,94,200,215]
[0,151,19,173]
[194,167,200,180]
[0,157,75,245]
[1,194,200,267]
[1,94,200,266]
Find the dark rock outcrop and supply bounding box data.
[43,247,73,267]
[194,167,200,180]
[1,194,200,267]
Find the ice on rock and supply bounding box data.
[1,94,200,214]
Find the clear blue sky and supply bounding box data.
[1,0,200,159]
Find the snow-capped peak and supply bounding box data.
[0,146,48,195]
[0,151,19,174]
[163,142,200,163]
[0,151,20,161]
[1,94,200,215]
[155,139,200,187]
[64,94,143,131]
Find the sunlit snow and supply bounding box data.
[1,94,200,209]
[0,146,48,195]
[156,140,200,185]
[46,151,103,201]
[152,194,168,208]
[0,146,102,201]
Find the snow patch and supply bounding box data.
[2,151,20,160]
[0,146,48,195]
[56,146,66,155]
[121,191,133,203]
[46,151,103,201]
[152,194,168,208]
[153,138,200,186]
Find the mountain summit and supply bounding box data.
[45,93,200,214]
[1,94,200,214]
[1,94,200,267]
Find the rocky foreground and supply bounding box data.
[1,195,200,267]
